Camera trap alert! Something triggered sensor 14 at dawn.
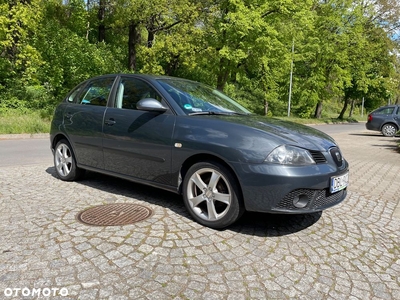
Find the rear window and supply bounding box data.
[77,77,115,107]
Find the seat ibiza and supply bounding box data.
[50,74,349,228]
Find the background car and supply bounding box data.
[366,105,400,137]
[50,74,349,229]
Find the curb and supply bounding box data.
[0,133,49,140]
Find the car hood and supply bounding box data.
[233,115,336,150]
[175,114,339,164]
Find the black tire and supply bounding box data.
[381,123,398,137]
[53,139,85,181]
[182,161,244,229]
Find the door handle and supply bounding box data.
[105,118,116,126]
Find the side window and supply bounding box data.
[376,107,394,115]
[77,77,115,107]
[66,84,84,103]
[396,107,400,115]
[115,77,162,110]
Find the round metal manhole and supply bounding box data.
[77,203,152,226]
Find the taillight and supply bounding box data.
[368,114,372,122]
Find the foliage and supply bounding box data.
[0,0,399,128]
[0,110,51,134]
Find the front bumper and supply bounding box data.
[232,159,349,213]
[273,187,347,213]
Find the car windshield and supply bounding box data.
[157,78,251,116]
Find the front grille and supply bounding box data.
[311,189,345,209]
[309,150,327,164]
[276,188,346,211]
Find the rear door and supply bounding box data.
[63,76,116,169]
[102,76,176,185]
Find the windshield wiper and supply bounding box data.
[188,111,248,116]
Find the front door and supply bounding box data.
[102,76,175,186]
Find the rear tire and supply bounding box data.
[381,124,398,137]
[54,139,85,181]
[182,161,244,229]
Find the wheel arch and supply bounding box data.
[51,133,71,151]
[178,154,244,202]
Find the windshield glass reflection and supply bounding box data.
[158,79,251,115]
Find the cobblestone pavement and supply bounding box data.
[0,128,399,299]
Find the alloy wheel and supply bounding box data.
[186,167,232,221]
[382,124,397,137]
[55,143,73,177]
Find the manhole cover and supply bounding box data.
[77,203,152,226]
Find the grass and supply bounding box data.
[0,109,367,135]
[0,110,51,134]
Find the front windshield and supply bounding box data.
[157,78,251,115]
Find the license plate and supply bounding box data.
[330,172,349,193]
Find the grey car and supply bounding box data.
[50,74,349,229]
[366,105,400,137]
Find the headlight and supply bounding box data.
[265,145,316,165]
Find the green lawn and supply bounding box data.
[0,110,51,134]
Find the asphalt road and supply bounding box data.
[0,137,53,167]
[309,122,367,135]
[0,123,368,168]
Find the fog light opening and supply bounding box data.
[293,194,309,208]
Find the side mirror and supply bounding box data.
[136,98,168,113]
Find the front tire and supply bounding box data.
[381,124,398,137]
[182,161,244,229]
[54,139,84,181]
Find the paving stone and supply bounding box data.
[1,129,400,299]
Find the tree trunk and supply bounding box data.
[98,0,106,42]
[165,55,180,76]
[128,21,140,71]
[264,100,268,116]
[146,14,181,49]
[314,101,323,118]
[338,96,349,119]
[349,99,355,117]
[217,58,229,91]
[146,15,156,48]
[147,30,155,48]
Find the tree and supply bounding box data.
[337,0,398,119]
[0,0,42,85]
